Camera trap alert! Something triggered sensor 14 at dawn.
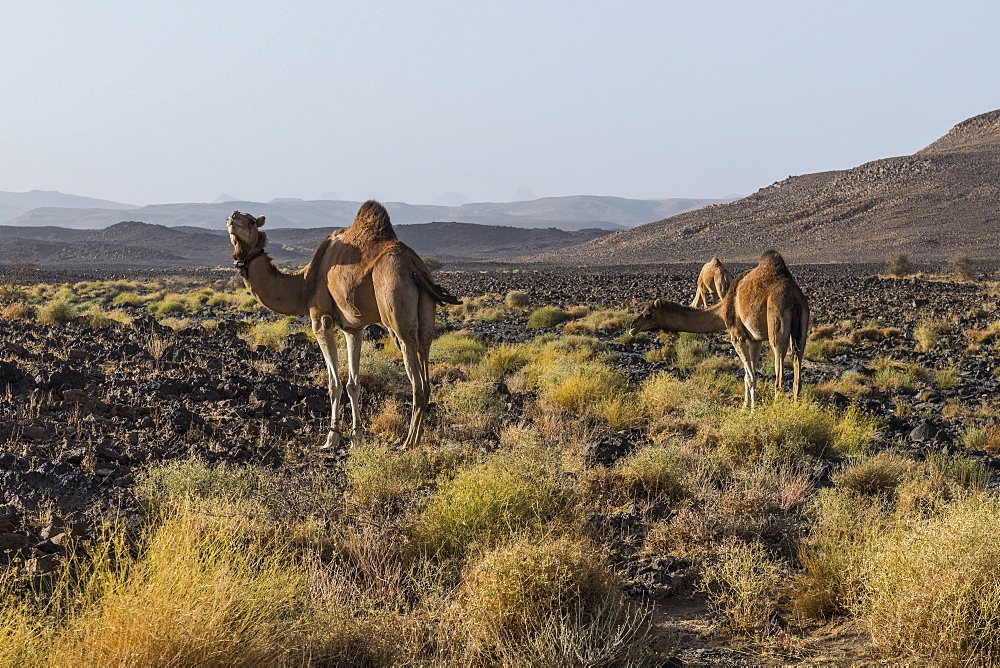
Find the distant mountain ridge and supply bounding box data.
[1,195,733,232]
[528,110,1000,264]
[0,219,613,268]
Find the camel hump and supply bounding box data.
[352,200,397,240]
[759,249,789,272]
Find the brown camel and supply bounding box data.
[631,250,809,408]
[227,200,460,448]
[690,257,731,308]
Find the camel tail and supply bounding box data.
[414,270,461,305]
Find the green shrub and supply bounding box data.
[111,291,144,307]
[417,458,565,559]
[430,331,486,365]
[527,306,567,328]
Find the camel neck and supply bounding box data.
[667,303,727,333]
[240,254,310,316]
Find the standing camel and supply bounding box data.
[690,257,731,308]
[227,200,460,448]
[631,250,809,408]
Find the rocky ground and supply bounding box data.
[2,262,999,662]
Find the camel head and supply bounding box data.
[629,299,695,335]
[227,211,266,254]
[630,299,665,334]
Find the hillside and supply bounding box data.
[528,110,1000,264]
[2,195,731,232]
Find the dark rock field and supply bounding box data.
[2,262,999,584]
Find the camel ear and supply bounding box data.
[653,299,661,309]
[256,215,266,227]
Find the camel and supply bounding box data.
[690,257,731,308]
[631,250,809,408]
[227,200,460,448]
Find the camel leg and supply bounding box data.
[731,337,756,409]
[747,341,763,408]
[312,313,343,449]
[791,349,803,400]
[342,327,364,440]
[772,340,787,398]
[690,286,705,309]
[398,335,429,448]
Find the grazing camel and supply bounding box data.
[227,200,460,448]
[690,257,732,308]
[631,250,809,408]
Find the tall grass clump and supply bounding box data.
[36,299,77,325]
[430,331,486,365]
[417,456,566,560]
[450,536,648,664]
[346,441,433,511]
[0,460,384,665]
[699,538,785,635]
[852,494,1000,663]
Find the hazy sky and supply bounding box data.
[2,1,997,206]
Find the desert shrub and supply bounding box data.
[527,306,567,328]
[504,290,530,308]
[934,364,961,390]
[872,357,927,393]
[886,253,911,277]
[110,291,144,307]
[80,304,121,328]
[592,390,646,430]
[699,538,784,635]
[346,441,433,511]
[36,299,77,325]
[430,331,485,365]
[852,494,1000,663]
[805,337,849,360]
[952,254,976,281]
[673,332,711,371]
[478,343,531,380]
[416,457,565,559]
[136,458,270,519]
[831,404,883,457]
[451,536,646,664]
[439,381,506,435]
[913,318,951,352]
[792,487,887,620]
[832,451,914,496]
[639,372,690,415]
[540,363,624,415]
[959,424,1000,454]
[245,319,293,350]
[814,371,871,400]
[611,442,696,502]
[717,398,840,463]
[2,302,33,320]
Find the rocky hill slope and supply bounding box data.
[528,110,1000,264]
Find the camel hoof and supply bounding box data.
[321,430,343,450]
